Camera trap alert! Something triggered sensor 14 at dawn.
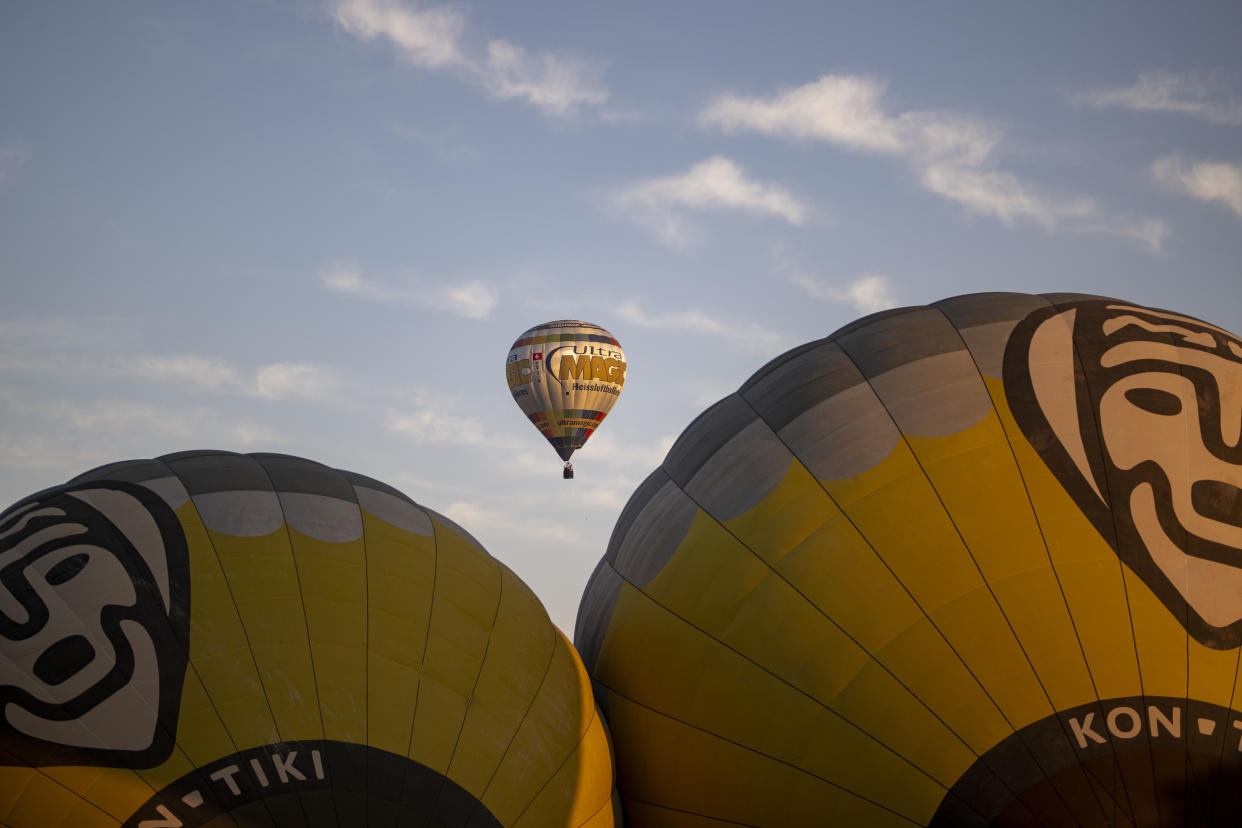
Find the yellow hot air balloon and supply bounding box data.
[576,293,1242,826]
[506,321,626,479]
[0,450,620,828]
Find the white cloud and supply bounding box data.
[572,429,672,479]
[791,273,898,315]
[119,354,243,392]
[255,363,337,400]
[699,72,1164,251]
[331,0,608,117]
[108,354,338,400]
[322,261,498,319]
[0,336,339,402]
[616,299,791,356]
[1152,155,1242,219]
[434,280,501,319]
[613,156,809,245]
[322,261,365,293]
[920,165,1096,229]
[385,388,490,447]
[483,40,608,116]
[700,74,906,153]
[1078,72,1242,126]
[332,0,466,69]
[1077,216,1171,254]
[0,392,276,478]
[699,74,998,165]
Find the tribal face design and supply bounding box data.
[0,482,189,767]
[1006,300,1242,649]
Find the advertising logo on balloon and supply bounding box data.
[0,481,190,767]
[545,344,626,389]
[122,740,503,828]
[1005,300,1242,649]
[931,694,1242,826]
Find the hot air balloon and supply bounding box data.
[575,293,1242,826]
[506,321,626,479]
[0,450,620,828]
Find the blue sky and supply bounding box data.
[3,0,1240,629]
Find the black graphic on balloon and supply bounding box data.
[0,481,190,767]
[1005,300,1242,649]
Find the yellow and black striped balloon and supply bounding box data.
[1,450,619,827]
[576,293,1242,827]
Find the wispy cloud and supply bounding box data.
[115,355,337,401]
[0,391,275,476]
[483,40,608,116]
[322,261,498,319]
[919,165,1095,229]
[770,245,900,316]
[1152,155,1242,219]
[331,0,608,117]
[255,363,338,400]
[1077,72,1242,126]
[118,354,243,392]
[700,74,997,165]
[699,73,1165,251]
[612,156,810,246]
[615,299,791,356]
[332,0,466,68]
[0,325,339,402]
[790,273,898,315]
[385,387,491,447]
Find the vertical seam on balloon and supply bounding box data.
[1177,321,1242,828]
[595,681,924,825]
[618,795,759,826]
[157,454,289,828]
[1208,636,1242,825]
[94,460,255,828]
[929,301,1124,826]
[505,637,612,828]
[946,298,1132,824]
[395,505,439,817]
[1059,299,1153,828]
[692,391,1032,825]
[571,781,614,828]
[250,456,342,828]
[431,547,504,822]
[335,469,370,828]
[467,589,560,825]
[993,298,1143,823]
[1045,296,1161,827]
[0,743,124,826]
[593,487,983,822]
[819,329,1104,828]
[1162,305,1213,828]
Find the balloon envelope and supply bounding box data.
[506,321,626,463]
[1,450,619,827]
[576,293,1242,826]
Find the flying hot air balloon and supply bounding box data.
[506,321,626,479]
[576,292,1242,827]
[0,450,620,828]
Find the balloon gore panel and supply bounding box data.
[577,292,1242,827]
[0,451,619,827]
